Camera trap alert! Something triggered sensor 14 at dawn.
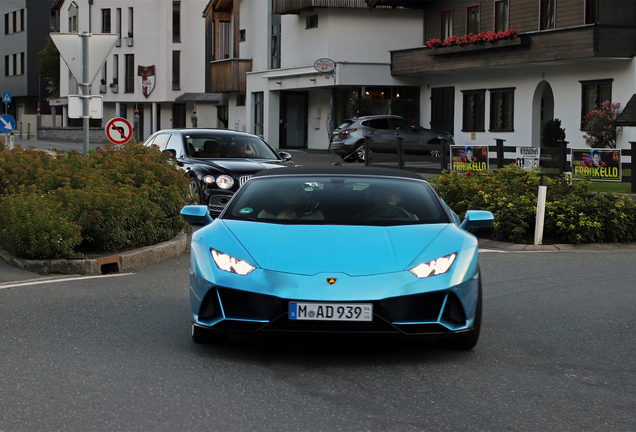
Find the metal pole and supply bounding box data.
[81,32,90,156]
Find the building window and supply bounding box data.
[490,88,514,131]
[5,9,25,34]
[128,7,134,38]
[581,79,612,129]
[254,92,264,136]
[306,14,318,29]
[219,21,231,59]
[467,4,480,34]
[462,89,486,132]
[172,51,180,90]
[270,1,281,69]
[585,0,599,24]
[441,8,453,39]
[540,0,555,30]
[172,1,180,43]
[125,54,134,93]
[113,54,119,85]
[101,9,111,33]
[4,56,9,76]
[494,0,509,32]
[69,2,78,33]
[239,29,246,42]
[116,8,121,40]
[236,93,246,106]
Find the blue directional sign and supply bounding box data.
[0,114,16,133]
[2,93,11,103]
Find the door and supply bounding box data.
[280,92,307,149]
[173,103,186,128]
[431,87,455,135]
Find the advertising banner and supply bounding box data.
[571,149,621,181]
[516,147,540,170]
[451,145,489,173]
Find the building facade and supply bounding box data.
[0,0,56,124]
[56,0,219,141]
[205,0,424,150]
[376,0,636,150]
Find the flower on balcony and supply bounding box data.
[583,101,623,149]
[425,29,518,50]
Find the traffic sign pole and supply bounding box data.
[82,32,90,156]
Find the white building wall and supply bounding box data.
[419,58,635,150]
[58,0,211,140]
[243,6,424,150]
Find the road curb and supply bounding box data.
[0,232,189,275]
[478,238,636,251]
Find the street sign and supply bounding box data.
[50,33,119,86]
[68,95,103,119]
[0,114,16,133]
[2,93,11,103]
[105,117,133,144]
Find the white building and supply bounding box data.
[205,0,424,150]
[55,0,219,141]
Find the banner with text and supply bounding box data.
[451,146,489,173]
[516,147,540,171]
[571,149,621,181]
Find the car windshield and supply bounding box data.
[223,175,449,226]
[186,135,279,160]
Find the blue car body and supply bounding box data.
[182,167,493,349]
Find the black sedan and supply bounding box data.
[143,129,296,216]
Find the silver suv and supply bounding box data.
[328,115,454,162]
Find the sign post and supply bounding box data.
[0,114,15,148]
[2,93,11,114]
[50,32,118,155]
[105,117,133,144]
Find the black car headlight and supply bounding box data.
[409,253,456,279]
[211,248,255,276]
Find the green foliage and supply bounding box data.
[430,165,636,244]
[583,101,623,149]
[0,143,190,259]
[541,118,566,148]
[37,37,61,98]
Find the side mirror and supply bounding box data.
[460,210,494,230]
[181,205,214,226]
[279,151,292,161]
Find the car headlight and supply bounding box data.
[409,253,456,279]
[216,175,234,189]
[211,248,255,276]
[203,175,215,184]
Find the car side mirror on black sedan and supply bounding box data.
[279,151,292,161]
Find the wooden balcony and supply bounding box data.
[209,59,252,93]
[391,25,636,76]
[275,0,368,14]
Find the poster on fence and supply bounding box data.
[571,149,621,181]
[515,147,540,170]
[450,145,489,173]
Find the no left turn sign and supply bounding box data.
[105,117,133,144]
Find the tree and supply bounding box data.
[541,118,566,147]
[583,101,623,149]
[37,37,60,98]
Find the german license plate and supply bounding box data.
[289,302,373,321]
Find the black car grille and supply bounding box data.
[198,287,467,335]
[208,195,233,214]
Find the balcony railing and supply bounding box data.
[209,59,252,93]
[275,0,369,14]
[391,25,636,76]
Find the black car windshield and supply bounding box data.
[186,134,279,160]
[223,176,449,226]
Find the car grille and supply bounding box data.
[198,287,465,334]
[208,195,233,214]
[239,175,252,187]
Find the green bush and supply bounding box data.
[430,165,636,244]
[0,143,190,259]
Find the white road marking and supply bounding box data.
[0,272,134,290]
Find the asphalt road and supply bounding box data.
[1,249,635,431]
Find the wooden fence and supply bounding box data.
[363,137,636,193]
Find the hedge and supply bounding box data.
[0,140,190,259]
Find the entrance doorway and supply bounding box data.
[173,103,186,128]
[532,81,555,147]
[280,91,307,148]
[431,87,455,135]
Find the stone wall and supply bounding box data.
[37,127,110,144]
